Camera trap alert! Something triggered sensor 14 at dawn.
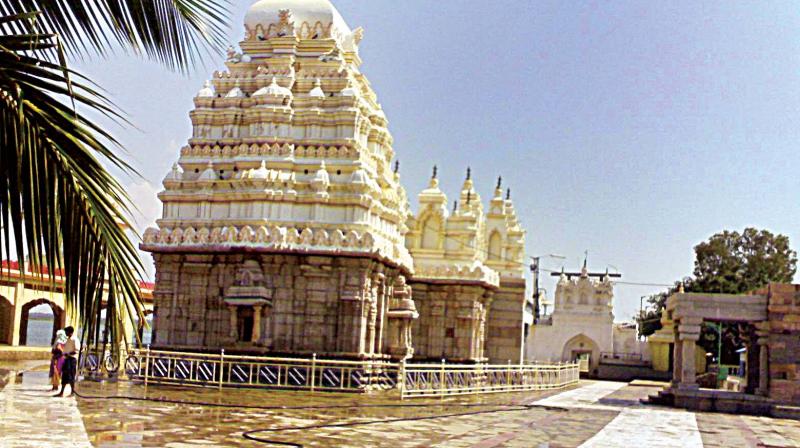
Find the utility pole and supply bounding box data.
[639,296,646,341]
[531,257,541,323]
[530,254,565,323]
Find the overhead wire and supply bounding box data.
[416,218,674,289]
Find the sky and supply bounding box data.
[72,1,800,323]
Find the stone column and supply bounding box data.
[755,322,770,396]
[671,329,683,386]
[677,317,702,389]
[366,296,377,355]
[252,305,263,344]
[228,305,238,341]
[10,282,24,346]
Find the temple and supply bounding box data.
[141,0,531,364]
[405,170,526,363]
[526,264,646,374]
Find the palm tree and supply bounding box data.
[0,2,229,351]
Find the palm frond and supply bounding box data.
[0,14,146,350]
[0,0,231,72]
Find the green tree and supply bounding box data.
[693,228,796,294]
[0,2,229,350]
[636,228,796,339]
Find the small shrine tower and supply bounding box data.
[405,169,527,363]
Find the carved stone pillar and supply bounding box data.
[252,305,263,344]
[677,317,702,389]
[386,275,417,360]
[672,327,683,386]
[366,275,381,355]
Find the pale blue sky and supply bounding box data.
[74,1,800,322]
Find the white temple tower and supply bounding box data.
[141,0,417,360]
[405,170,527,363]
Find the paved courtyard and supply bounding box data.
[2,365,800,447]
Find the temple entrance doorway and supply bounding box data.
[562,333,601,373]
[237,307,254,343]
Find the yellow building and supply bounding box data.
[0,260,154,349]
[648,312,706,376]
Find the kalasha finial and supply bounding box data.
[496,176,502,189]
[394,160,400,174]
[466,167,471,180]
[506,188,511,200]
[432,165,438,179]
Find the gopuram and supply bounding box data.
[142,0,530,364]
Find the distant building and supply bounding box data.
[0,261,154,347]
[526,265,646,373]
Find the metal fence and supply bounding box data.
[80,347,580,398]
[400,361,580,398]
[123,348,397,393]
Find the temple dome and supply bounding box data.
[245,0,351,39]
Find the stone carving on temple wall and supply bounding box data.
[414,263,500,288]
[386,275,417,359]
[226,45,242,63]
[180,143,353,160]
[142,224,409,265]
[554,269,615,314]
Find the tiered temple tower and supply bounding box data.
[483,181,528,364]
[141,0,417,360]
[405,169,527,363]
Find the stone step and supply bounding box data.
[640,390,674,407]
[771,405,800,420]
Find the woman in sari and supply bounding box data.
[49,329,67,391]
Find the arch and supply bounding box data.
[18,298,64,346]
[487,230,502,261]
[562,333,601,370]
[419,215,442,250]
[0,295,13,344]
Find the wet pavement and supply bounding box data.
[0,365,92,447]
[2,368,800,447]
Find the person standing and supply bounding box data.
[49,328,67,391]
[55,326,80,397]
